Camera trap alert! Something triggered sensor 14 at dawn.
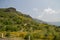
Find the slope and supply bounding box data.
[0,7,60,40]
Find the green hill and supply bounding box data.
[0,7,60,40]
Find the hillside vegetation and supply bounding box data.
[0,7,60,40]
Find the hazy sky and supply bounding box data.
[0,0,60,22]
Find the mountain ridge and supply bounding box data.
[48,22,60,26]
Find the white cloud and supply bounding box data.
[34,8,60,22]
[44,8,56,14]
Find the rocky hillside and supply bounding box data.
[0,7,60,40]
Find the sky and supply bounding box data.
[0,0,60,22]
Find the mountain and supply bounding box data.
[34,19,60,26]
[33,18,46,23]
[48,22,60,26]
[0,7,60,40]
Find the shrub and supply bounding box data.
[24,33,33,40]
[5,32,10,37]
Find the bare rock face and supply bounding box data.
[5,7,16,12]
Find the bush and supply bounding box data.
[24,33,33,40]
[5,32,10,37]
[5,26,19,32]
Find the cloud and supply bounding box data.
[43,8,56,14]
[36,8,57,18]
[35,8,60,22]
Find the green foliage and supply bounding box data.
[5,25,19,32]
[24,34,33,40]
[5,32,10,37]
